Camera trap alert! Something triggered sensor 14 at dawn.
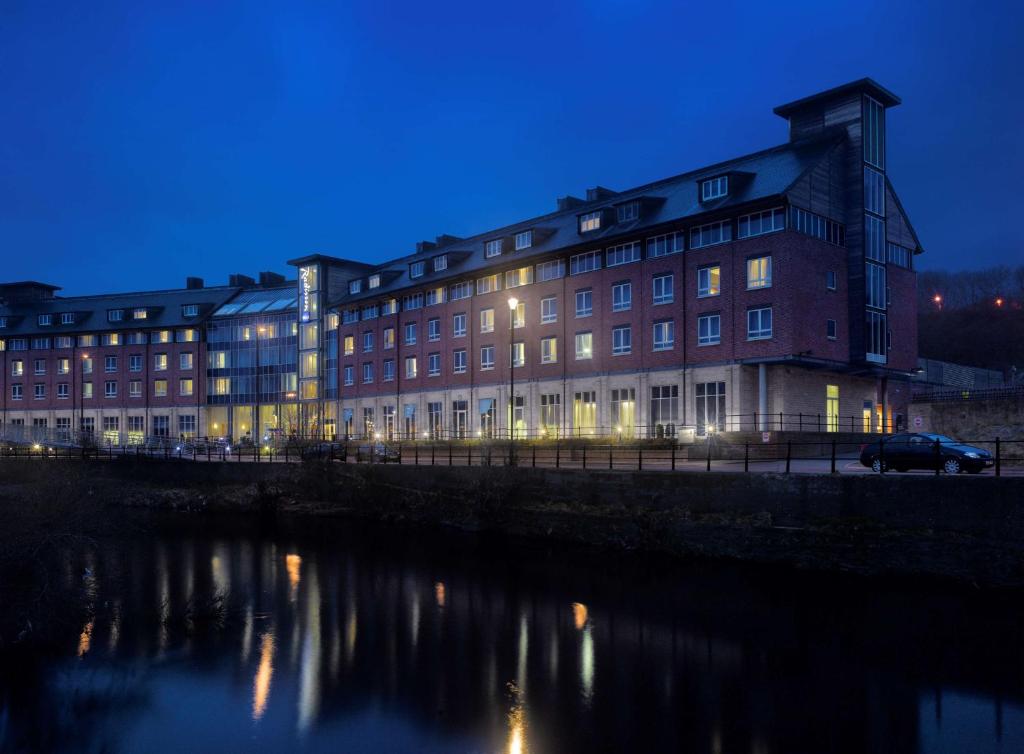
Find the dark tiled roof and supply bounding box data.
[330,133,844,308]
[773,77,901,117]
[0,285,242,338]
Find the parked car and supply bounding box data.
[859,433,994,474]
[356,442,401,462]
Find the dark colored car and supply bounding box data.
[859,432,994,474]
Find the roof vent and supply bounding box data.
[557,195,585,211]
[259,271,285,287]
[586,186,618,202]
[229,274,256,287]
[185,276,204,289]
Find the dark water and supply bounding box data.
[2,513,1023,754]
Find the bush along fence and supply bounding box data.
[2,435,1022,477]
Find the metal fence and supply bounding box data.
[3,436,1022,476]
[910,385,1024,403]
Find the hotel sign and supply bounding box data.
[300,266,313,322]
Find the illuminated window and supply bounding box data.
[405,356,417,379]
[179,378,193,396]
[154,353,168,371]
[154,379,168,397]
[541,336,557,363]
[132,308,148,320]
[575,332,592,360]
[505,266,534,289]
[746,256,772,289]
[511,342,525,368]
[213,378,230,395]
[697,266,720,297]
[579,212,601,233]
[476,274,500,295]
[480,308,494,333]
[344,335,355,355]
[826,385,840,432]
[383,327,395,349]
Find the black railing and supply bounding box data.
[910,385,1024,403]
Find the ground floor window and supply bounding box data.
[572,391,597,436]
[650,385,679,437]
[508,395,526,438]
[452,400,468,439]
[826,385,839,432]
[403,404,417,439]
[32,417,48,428]
[343,408,354,439]
[152,415,169,437]
[428,402,442,439]
[362,407,375,439]
[479,398,496,438]
[540,394,561,437]
[610,388,636,438]
[128,415,144,444]
[695,382,726,435]
[382,405,396,440]
[179,414,196,440]
[56,416,71,441]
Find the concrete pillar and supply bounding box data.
[758,363,768,431]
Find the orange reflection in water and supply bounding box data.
[252,631,275,720]
[507,682,528,754]
[434,581,446,608]
[77,620,94,657]
[286,554,302,598]
[572,602,588,630]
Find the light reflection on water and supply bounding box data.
[1,516,1023,754]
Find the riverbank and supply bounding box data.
[2,459,1023,586]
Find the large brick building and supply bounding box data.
[0,79,921,443]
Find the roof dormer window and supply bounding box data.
[433,254,448,272]
[0,317,7,328]
[485,239,503,258]
[579,211,602,233]
[132,308,148,320]
[514,230,533,250]
[349,279,363,295]
[701,176,728,201]
[37,314,52,326]
[108,309,123,322]
[182,304,199,318]
[368,274,381,289]
[616,201,639,223]
[61,312,75,324]
[410,261,426,279]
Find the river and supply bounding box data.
[1,512,1022,753]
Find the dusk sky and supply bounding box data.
[2,0,1022,295]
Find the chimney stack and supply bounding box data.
[259,271,285,286]
[185,276,204,289]
[229,273,256,287]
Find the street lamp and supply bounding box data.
[507,296,518,466]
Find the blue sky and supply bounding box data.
[1,0,1022,295]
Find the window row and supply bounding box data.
[8,353,193,376]
[9,378,195,400]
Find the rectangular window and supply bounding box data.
[865,215,885,261]
[343,365,354,386]
[104,355,117,373]
[480,345,495,370]
[453,349,467,373]
[650,385,679,435]
[610,388,636,437]
[11,359,23,376]
[11,384,22,400]
[866,261,886,310]
[652,273,674,305]
[132,308,147,320]
[514,230,533,250]
[611,282,631,312]
[107,309,124,322]
[349,279,362,295]
[476,274,500,295]
[34,383,45,400]
[362,304,379,320]
[61,312,75,325]
[57,382,69,399]
[572,391,597,436]
[403,293,424,310]
[179,378,193,396]
[505,266,534,289]
[612,326,631,355]
[343,335,355,355]
[701,176,728,201]
[540,394,561,437]
[453,313,467,337]
[827,270,837,290]
[827,319,837,339]
[428,352,441,376]
[362,362,374,383]
[617,201,639,223]
[569,251,601,275]
[575,289,592,317]
[536,259,565,281]
[512,301,525,329]
[384,359,396,382]
[343,309,359,324]
[746,256,772,289]
[153,379,167,397]
[368,274,381,290]
[695,381,726,434]
[362,331,374,352]
[690,220,732,249]
[511,341,525,368]
[410,261,425,278]
[826,385,840,432]
[647,232,684,258]
[738,207,785,239]
[152,330,171,344]
[428,318,441,341]
[864,167,886,216]
[480,308,494,333]
[433,255,448,272]
[428,402,443,439]
[426,287,445,306]
[540,336,557,364]
[449,281,473,300]
[154,353,168,371]
[886,243,911,269]
[653,320,674,351]
[383,327,395,350]
[34,358,46,375]
[606,241,640,267]
[404,322,417,345]
[747,307,773,340]
[790,206,846,246]
[55,337,73,349]
[405,356,418,379]
[579,211,601,233]
[863,95,885,169]
[57,358,69,374]
[574,332,592,360]
[82,357,92,374]
[37,314,52,326]
[541,297,557,324]
[31,337,50,350]
[698,314,721,346]
[698,265,720,297]
[129,380,141,397]
[485,239,503,258]
[101,333,120,346]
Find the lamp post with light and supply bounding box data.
[73,349,89,445]
[255,325,266,442]
[507,297,518,467]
